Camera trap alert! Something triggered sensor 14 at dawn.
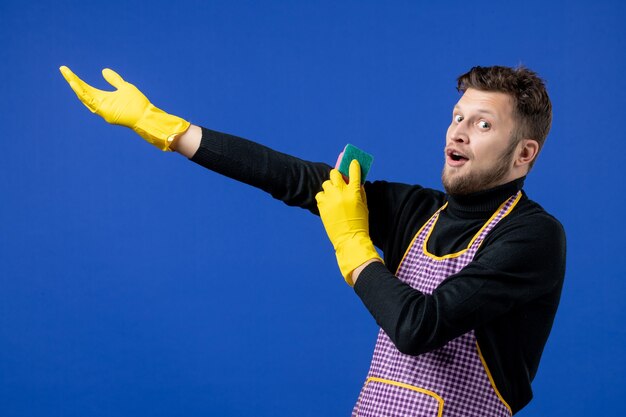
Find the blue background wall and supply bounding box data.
[1,1,625,415]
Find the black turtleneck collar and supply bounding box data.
[446,177,526,219]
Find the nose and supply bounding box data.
[447,121,469,144]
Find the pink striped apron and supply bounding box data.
[352,192,521,417]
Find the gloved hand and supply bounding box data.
[59,66,190,151]
[315,159,383,286]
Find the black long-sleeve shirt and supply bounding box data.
[190,127,566,414]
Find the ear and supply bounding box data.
[515,139,539,169]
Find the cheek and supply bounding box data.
[471,142,495,163]
[445,124,453,140]
[478,140,507,164]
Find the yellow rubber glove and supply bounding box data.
[315,159,383,286]
[59,66,190,151]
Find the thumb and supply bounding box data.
[101,68,126,89]
[348,159,362,189]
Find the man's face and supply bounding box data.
[442,88,519,195]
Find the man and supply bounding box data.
[60,65,565,416]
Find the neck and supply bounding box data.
[446,177,525,218]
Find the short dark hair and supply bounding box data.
[457,66,552,168]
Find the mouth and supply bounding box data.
[445,148,469,167]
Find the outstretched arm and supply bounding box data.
[59,66,190,151]
[60,66,333,213]
[189,126,333,213]
[170,124,202,157]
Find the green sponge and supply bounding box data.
[335,144,374,184]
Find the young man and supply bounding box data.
[60,65,566,416]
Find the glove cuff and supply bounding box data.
[134,104,190,151]
[335,234,383,286]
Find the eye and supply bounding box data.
[478,120,491,129]
[454,114,463,123]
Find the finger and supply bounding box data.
[102,68,126,89]
[59,66,104,112]
[321,179,334,193]
[315,190,324,204]
[329,168,345,187]
[60,66,97,95]
[348,159,362,189]
[59,65,73,80]
[360,187,368,206]
[59,66,85,95]
[59,65,76,83]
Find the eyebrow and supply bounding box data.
[453,105,497,118]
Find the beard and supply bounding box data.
[442,141,517,195]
